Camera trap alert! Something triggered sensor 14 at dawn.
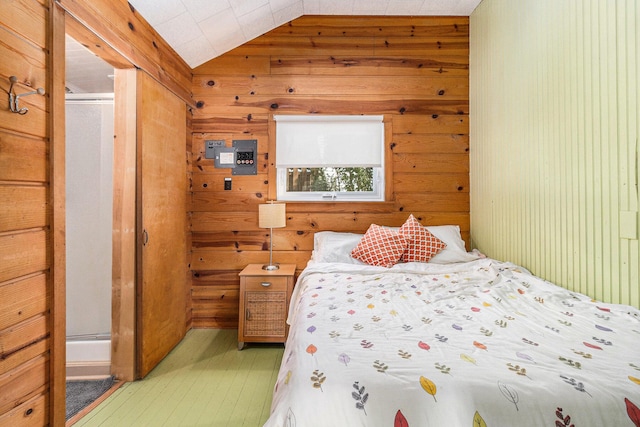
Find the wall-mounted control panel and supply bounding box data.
[205,139,257,175]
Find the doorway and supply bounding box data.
[64,94,114,379]
[64,35,115,379]
[63,18,138,383]
[63,33,116,422]
[61,9,189,391]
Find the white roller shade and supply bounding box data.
[274,115,384,168]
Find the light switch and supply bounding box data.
[224,177,232,191]
[620,211,638,240]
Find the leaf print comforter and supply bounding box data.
[264,258,640,427]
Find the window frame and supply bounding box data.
[276,166,384,201]
[273,115,386,202]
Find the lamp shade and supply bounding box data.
[259,203,286,228]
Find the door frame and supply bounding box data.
[63,13,138,382]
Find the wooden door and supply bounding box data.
[136,72,187,378]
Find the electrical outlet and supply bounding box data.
[224,178,232,190]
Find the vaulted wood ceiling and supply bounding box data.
[128,0,483,67]
[66,0,482,93]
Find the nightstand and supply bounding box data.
[237,264,296,350]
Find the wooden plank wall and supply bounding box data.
[190,16,470,328]
[0,0,51,424]
[1,0,193,423]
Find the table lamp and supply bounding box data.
[259,202,286,270]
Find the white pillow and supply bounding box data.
[312,231,366,264]
[425,225,479,264]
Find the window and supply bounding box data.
[274,115,385,201]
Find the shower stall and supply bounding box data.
[65,93,114,378]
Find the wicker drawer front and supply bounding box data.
[243,276,288,291]
[244,291,287,336]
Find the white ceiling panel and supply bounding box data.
[174,36,220,68]
[200,8,243,48]
[130,0,186,25]
[229,0,270,17]
[272,1,305,25]
[182,0,231,22]
[385,1,427,15]
[270,0,303,13]
[239,4,276,41]
[352,0,389,14]
[155,11,203,47]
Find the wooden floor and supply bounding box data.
[73,329,284,427]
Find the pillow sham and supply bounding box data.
[425,225,480,264]
[312,231,365,264]
[350,224,408,267]
[398,215,446,262]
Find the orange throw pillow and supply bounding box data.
[351,224,408,267]
[398,215,446,263]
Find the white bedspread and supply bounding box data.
[264,258,640,427]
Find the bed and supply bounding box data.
[264,217,640,427]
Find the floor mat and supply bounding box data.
[66,376,115,420]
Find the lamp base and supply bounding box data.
[262,263,280,271]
